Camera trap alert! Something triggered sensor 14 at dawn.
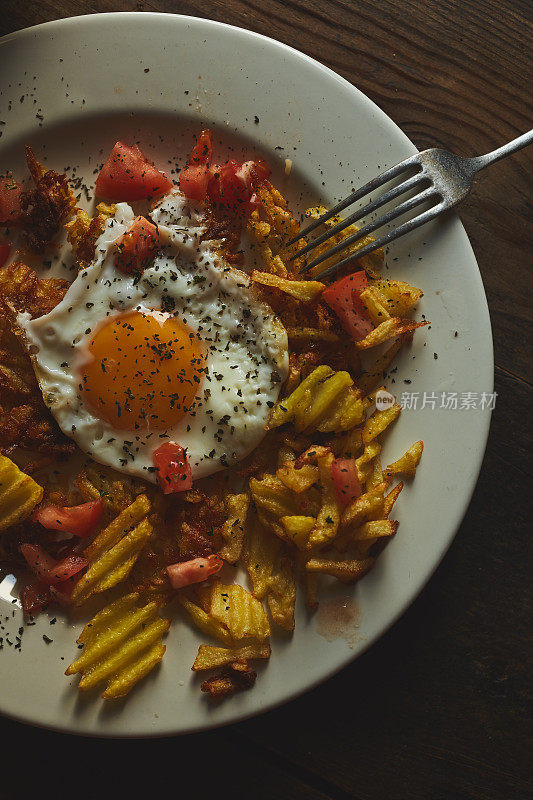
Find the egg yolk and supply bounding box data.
[80,309,205,432]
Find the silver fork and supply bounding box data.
[290,129,533,279]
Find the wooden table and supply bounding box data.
[0,2,530,798]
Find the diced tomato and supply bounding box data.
[0,175,22,225]
[33,498,103,538]
[20,579,51,616]
[180,164,211,201]
[46,554,88,583]
[153,442,193,494]
[19,543,87,585]
[179,129,270,211]
[331,458,362,506]
[322,271,374,341]
[189,129,213,166]
[115,215,160,275]
[207,158,271,212]
[0,243,10,268]
[95,141,173,201]
[179,129,213,201]
[166,554,222,589]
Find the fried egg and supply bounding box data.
[17,192,288,482]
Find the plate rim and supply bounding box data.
[0,11,494,738]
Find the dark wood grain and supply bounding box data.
[0,2,531,799]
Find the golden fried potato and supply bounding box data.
[192,642,271,671]
[305,556,375,583]
[210,582,271,642]
[386,441,424,478]
[0,453,43,532]
[66,593,169,699]
[219,493,249,564]
[251,271,325,302]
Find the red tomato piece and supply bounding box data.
[207,159,270,213]
[0,175,22,225]
[166,554,223,589]
[179,130,213,201]
[19,543,57,579]
[19,543,87,584]
[115,215,160,275]
[20,579,51,616]
[0,243,11,268]
[46,554,88,583]
[33,498,103,538]
[153,442,193,494]
[331,458,362,506]
[180,163,211,201]
[95,141,173,201]
[322,271,374,341]
[189,129,213,165]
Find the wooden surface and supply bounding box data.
[0,2,531,798]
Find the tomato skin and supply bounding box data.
[46,554,88,583]
[189,129,213,165]
[153,442,193,494]
[95,141,173,201]
[0,175,22,225]
[322,271,373,341]
[33,499,103,538]
[331,458,362,506]
[0,244,10,268]
[19,543,88,585]
[179,130,213,200]
[20,579,51,616]
[115,215,160,275]
[166,554,222,589]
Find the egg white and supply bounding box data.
[18,193,288,482]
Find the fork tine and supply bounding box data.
[299,187,439,275]
[311,203,444,280]
[289,173,426,262]
[286,156,419,247]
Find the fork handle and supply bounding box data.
[470,128,533,172]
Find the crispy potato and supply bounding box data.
[243,514,282,600]
[280,515,315,549]
[192,642,271,671]
[249,475,299,519]
[83,494,151,560]
[251,271,325,302]
[382,482,404,518]
[66,592,169,699]
[305,556,375,583]
[286,327,339,342]
[386,441,424,478]
[178,595,233,645]
[71,495,152,605]
[341,482,388,528]
[270,366,364,434]
[362,404,402,445]
[219,493,249,564]
[373,279,423,316]
[210,582,271,642]
[200,659,258,699]
[303,205,383,279]
[356,317,428,350]
[354,519,398,541]
[267,554,297,631]
[276,461,319,493]
[0,453,43,532]
[308,451,341,549]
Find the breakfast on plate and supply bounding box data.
[0,131,426,701]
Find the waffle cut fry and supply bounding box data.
[66,592,170,699]
[0,454,43,532]
[269,366,365,433]
[70,494,152,606]
[192,642,271,671]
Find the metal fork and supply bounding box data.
[290,129,533,279]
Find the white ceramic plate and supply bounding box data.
[0,13,493,737]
